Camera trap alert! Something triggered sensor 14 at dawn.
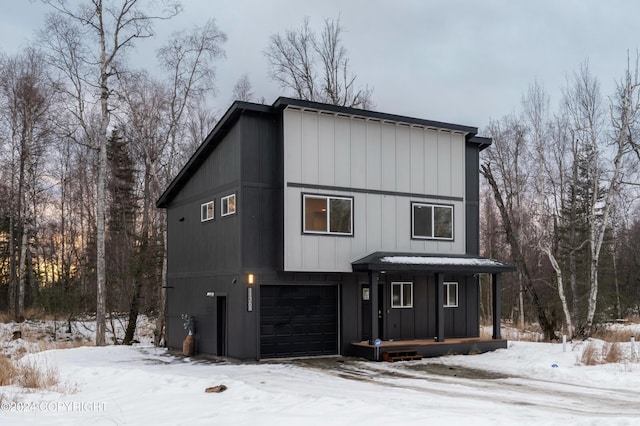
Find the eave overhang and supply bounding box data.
[352,252,516,274]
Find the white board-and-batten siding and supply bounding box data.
[283,107,467,272]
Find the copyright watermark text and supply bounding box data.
[1,401,106,413]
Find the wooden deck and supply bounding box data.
[350,337,508,361]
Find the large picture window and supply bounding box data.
[392,282,413,308]
[412,202,453,240]
[444,282,458,307]
[201,201,214,222]
[303,194,353,235]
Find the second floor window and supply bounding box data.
[303,194,353,235]
[412,202,453,240]
[221,194,236,217]
[201,201,214,222]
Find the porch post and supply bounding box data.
[369,271,379,344]
[435,273,445,342]
[492,273,501,339]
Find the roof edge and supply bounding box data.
[468,135,492,151]
[272,97,478,136]
[156,100,273,208]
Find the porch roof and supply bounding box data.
[352,252,516,274]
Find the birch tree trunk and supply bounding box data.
[584,59,639,334]
[41,0,181,346]
[17,227,29,320]
[542,247,574,337]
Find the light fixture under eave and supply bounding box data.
[248,273,254,285]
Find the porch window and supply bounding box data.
[444,282,458,307]
[303,194,353,235]
[221,194,236,217]
[411,202,453,240]
[201,201,214,222]
[391,282,413,308]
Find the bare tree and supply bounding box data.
[521,81,575,337]
[265,17,374,109]
[232,73,254,102]
[559,60,640,335]
[39,0,181,346]
[0,48,54,320]
[117,19,226,345]
[584,56,640,333]
[481,114,558,340]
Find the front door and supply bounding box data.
[216,296,227,356]
[361,284,371,342]
[361,282,385,341]
[378,283,384,339]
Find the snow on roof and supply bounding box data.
[380,256,507,267]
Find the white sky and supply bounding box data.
[1,0,639,131]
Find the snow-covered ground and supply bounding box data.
[2,320,640,425]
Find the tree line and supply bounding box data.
[480,60,640,340]
[2,1,639,346]
[0,0,371,345]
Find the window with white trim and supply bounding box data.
[444,282,458,307]
[303,194,353,235]
[412,202,453,240]
[391,282,413,308]
[221,194,236,217]
[201,201,214,222]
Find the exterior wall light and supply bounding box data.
[247,274,255,312]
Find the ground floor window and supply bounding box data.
[444,282,458,307]
[391,282,413,308]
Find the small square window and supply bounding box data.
[391,282,413,308]
[221,194,236,217]
[444,282,458,307]
[201,201,214,222]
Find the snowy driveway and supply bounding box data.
[3,341,640,425]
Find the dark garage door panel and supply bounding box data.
[260,285,338,358]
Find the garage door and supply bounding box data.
[260,285,338,359]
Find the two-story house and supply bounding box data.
[156,97,515,361]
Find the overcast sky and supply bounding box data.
[2,0,639,132]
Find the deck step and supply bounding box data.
[382,350,422,362]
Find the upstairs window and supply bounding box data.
[444,282,458,307]
[201,201,214,222]
[392,282,413,308]
[221,194,236,217]
[303,194,353,235]
[412,202,453,240]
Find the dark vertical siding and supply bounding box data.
[413,275,432,337]
[240,111,279,272]
[166,127,242,277]
[340,273,361,350]
[443,274,480,338]
[166,109,282,360]
[164,274,255,358]
[465,143,480,256]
